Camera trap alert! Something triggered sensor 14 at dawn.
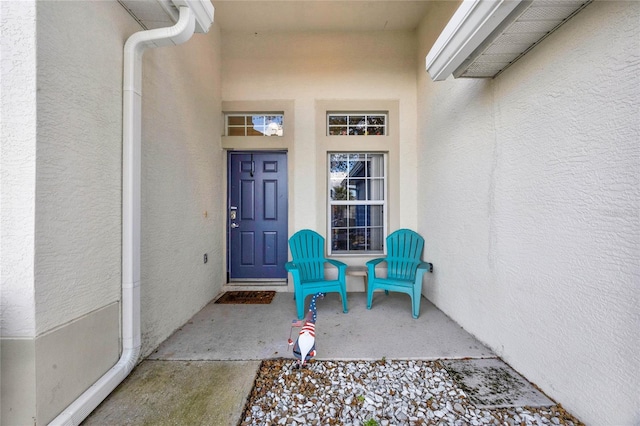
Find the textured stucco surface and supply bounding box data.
[1,0,37,337]
[1,2,38,423]
[140,25,223,359]
[2,1,224,423]
[34,0,134,335]
[416,2,640,425]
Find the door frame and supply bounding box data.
[226,150,289,284]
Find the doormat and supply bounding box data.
[215,291,276,304]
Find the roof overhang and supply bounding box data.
[119,0,214,33]
[425,0,592,81]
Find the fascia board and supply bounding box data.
[425,0,523,81]
[173,0,214,33]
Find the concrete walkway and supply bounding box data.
[82,292,526,425]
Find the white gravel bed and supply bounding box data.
[239,359,583,426]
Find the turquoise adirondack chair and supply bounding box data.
[285,229,349,320]
[366,229,433,319]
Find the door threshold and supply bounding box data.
[223,282,289,292]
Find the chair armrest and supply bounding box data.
[285,261,297,272]
[326,258,347,275]
[366,257,386,278]
[366,258,385,267]
[326,258,347,269]
[417,262,434,273]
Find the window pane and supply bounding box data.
[330,154,353,174]
[265,116,283,136]
[331,226,384,252]
[369,126,384,135]
[228,127,245,136]
[348,116,365,125]
[349,228,366,251]
[228,116,246,125]
[327,113,387,136]
[331,205,349,228]
[367,115,385,126]
[247,127,264,136]
[225,113,283,136]
[331,229,348,251]
[349,158,366,177]
[350,179,366,200]
[329,115,347,125]
[330,178,348,200]
[367,154,384,178]
[328,152,385,254]
[330,205,384,253]
[368,205,384,227]
[251,115,265,127]
[369,227,384,251]
[369,178,384,200]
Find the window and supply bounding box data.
[329,153,385,254]
[327,113,387,136]
[226,114,283,136]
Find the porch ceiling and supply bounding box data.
[212,0,435,33]
[118,0,438,34]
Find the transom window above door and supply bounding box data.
[327,113,387,136]
[226,113,284,136]
[328,153,386,255]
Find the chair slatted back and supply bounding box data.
[288,230,326,282]
[386,229,424,281]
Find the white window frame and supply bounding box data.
[327,152,387,255]
[327,112,388,136]
[225,113,284,136]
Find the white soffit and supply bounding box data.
[118,0,214,33]
[425,0,592,81]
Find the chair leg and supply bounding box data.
[367,286,374,310]
[296,292,305,320]
[412,286,421,319]
[341,289,348,313]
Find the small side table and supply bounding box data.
[346,265,368,293]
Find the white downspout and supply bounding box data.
[49,7,197,425]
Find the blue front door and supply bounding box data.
[228,151,288,280]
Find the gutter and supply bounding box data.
[49,6,203,425]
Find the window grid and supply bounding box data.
[226,114,284,136]
[328,153,386,255]
[327,113,387,136]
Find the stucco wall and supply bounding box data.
[29,2,137,423]
[416,2,640,425]
[2,2,224,423]
[140,24,223,358]
[1,0,37,339]
[1,3,38,424]
[35,0,132,336]
[222,30,418,248]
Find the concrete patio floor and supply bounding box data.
[82,292,552,425]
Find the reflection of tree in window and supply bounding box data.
[329,153,385,254]
[226,113,284,136]
[327,113,387,136]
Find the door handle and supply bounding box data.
[231,223,240,228]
